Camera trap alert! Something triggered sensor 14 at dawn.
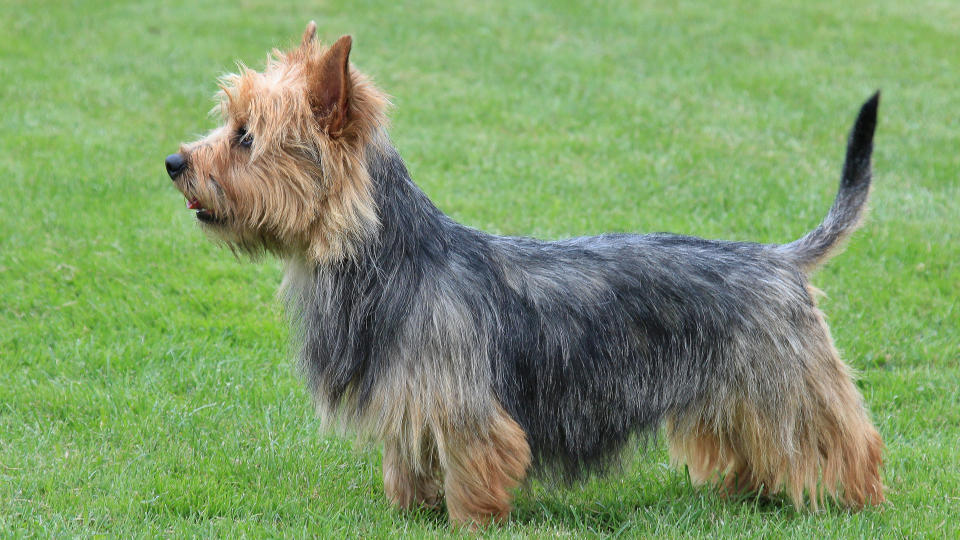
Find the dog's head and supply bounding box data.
[166,22,387,262]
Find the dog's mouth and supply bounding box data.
[185,196,225,225]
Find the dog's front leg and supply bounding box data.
[440,406,531,527]
[383,437,443,511]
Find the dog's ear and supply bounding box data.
[301,21,318,48]
[306,35,352,137]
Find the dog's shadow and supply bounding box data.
[398,466,826,535]
[505,472,801,534]
[509,486,798,534]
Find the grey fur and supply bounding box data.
[286,93,881,484]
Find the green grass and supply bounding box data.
[2,0,958,537]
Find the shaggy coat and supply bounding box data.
[168,23,884,526]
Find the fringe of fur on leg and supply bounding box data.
[667,314,884,509]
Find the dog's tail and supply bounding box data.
[778,92,879,273]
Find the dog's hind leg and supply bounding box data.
[795,316,885,509]
[666,312,884,509]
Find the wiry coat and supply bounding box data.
[284,96,883,512]
[169,23,884,526]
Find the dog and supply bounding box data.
[166,22,884,526]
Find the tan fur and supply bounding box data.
[380,404,531,527]
[383,436,443,510]
[442,406,532,527]
[174,24,389,263]
[373,386,530,526]
[667,303,884,509]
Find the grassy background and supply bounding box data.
[2,0,958,537]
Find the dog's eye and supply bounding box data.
[236,127,253,148]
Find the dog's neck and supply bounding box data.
[281,138,461,411]
[367,141,455,250]
[282,136,458,305]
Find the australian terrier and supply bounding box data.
[166,22,884,526]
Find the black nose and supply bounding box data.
[165,153,187,179]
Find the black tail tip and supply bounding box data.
[840,91,880,188]
[855,90,881,135]
[848,90,880,151]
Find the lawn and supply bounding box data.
[1,0,958,537]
